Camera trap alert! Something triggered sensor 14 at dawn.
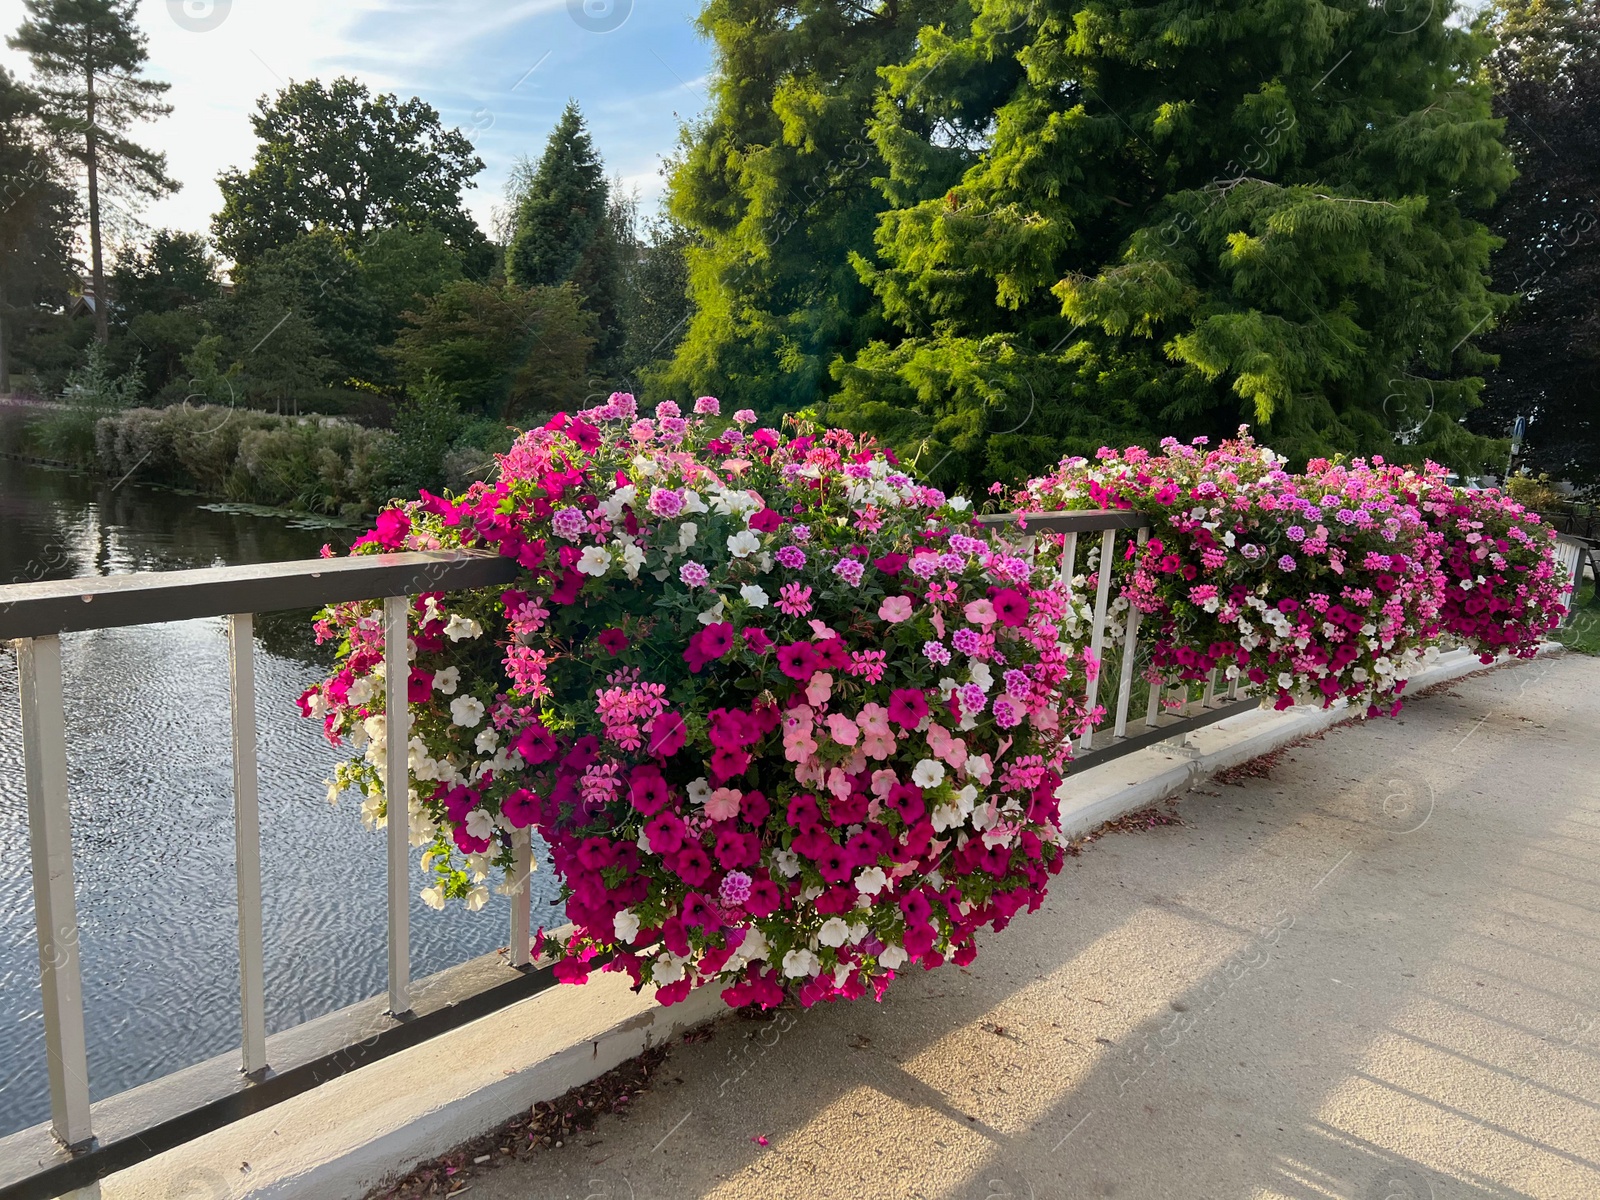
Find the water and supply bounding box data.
[0,456,564,1138]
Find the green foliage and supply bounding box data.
[110,229,220,315]
[622,213,697,382]
[1472,0,1600,490]
[821,0,1516,494]
[0,64,77,393]
[373,374,466,497]
[660,0,950,413]
[212,77,487,269]
[358,225,468,346]
[33,342,141,459]
[506,103,627,373]
[391,279,595,419]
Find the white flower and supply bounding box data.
[633,455,659,477]
[420,885,447,910]
[737,927,770,962]
[450,695,486,728]
[912,759,946,789]
[740,584,770,609]
[818,917,851,947]
[474,726,499,754]
[697,599,726,625]
[947,495,971,512]
[967,661,994,692]
[782,948,821,978]
[1352,667,1369,683]
[773,849,801,878]
[930,803,964,832]
[464,808,495,841]
[433,666,460,695]
[599,484,636,521]
[618,541,646,580]
[727,530,761,558]
[653,953,686,985]
[878,943,909,970]
[464,884,490,912]
[832,962,852,987]
[677,522,698,551]
[682,490,708,515]
[1277,672,1294,690]
[687,777,712,805]
[444,614,482,642]
[347,676,375,706]
[576,545,611,577]
[613,909,641,943]
[363,714,387,748]
[855,867,888,895]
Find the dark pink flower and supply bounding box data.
[742,627,773,654]
[992,588,1030,626]
[597,628,629,655]
[501,788,540,828]
[887,688,928,730]
[748,508,783,532]
[373,507,410,549]
[629,767,671,815]
[648,711,686,757]
[776,642,818,680]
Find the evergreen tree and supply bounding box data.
[9,0,177,345]
[660,0,955,413]
[1473,0,1600,491]
[0,64,77,393]
[507,103,626,373]
[623,212,697,381]
[826,0,1516,492]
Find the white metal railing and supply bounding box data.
[0,551,522,1197]
[1554,534,1588,622]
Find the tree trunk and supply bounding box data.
[85,66,107,345]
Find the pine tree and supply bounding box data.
[10,0,176,345]
[506,102,626,373]
[825,0,1516,492]
[1473,0,1600,491]
[659,0,956,413]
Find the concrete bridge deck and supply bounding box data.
[435,651,1600,1200]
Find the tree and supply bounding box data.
[0,65,78,392]
[506,103,627,373]
[391,279,594,419]
[1473,0,1600,491]
[622,212,696,381]
[658,0,952,414]
[109,229,220,315]
[823,0,1515,493]
[9,0,176,345]
[213,77,488,269]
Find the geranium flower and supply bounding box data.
[679,561,710,588]
[776,545,806,569]
[777,583,812,615]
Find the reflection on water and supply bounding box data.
[0,457,563,1137]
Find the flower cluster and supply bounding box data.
[1419,481,1566,662]
[305,398,1098,1010]
[1017,431,1550,716]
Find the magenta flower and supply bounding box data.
[777,583,813,616]
[887,688,928,730]
[694,395,721,415]
[833,557,866,587]
[922,640,951,666]
[597,628,629,655]
[1277,555,1297,572]
[776,545,806,569]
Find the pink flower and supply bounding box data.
[647,711,686,757]
[777,583,813,616]
[887,688,928,730]
[878,596,914,623]
[706,787,742,821]
[963,598,996,625]
[825,713,860,746]
[597,628,629,655]
[694,395,721,415]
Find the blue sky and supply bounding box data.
[0,0,715,253]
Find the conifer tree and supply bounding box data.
[10,0,176,344]
[826,0,1515,491]
[507,102,625,372]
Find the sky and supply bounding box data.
[0,0,716,256]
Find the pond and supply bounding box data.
[0,454,565,1138]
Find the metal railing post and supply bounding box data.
[384,596,413,1017]
[227,614,269,1076]
[509,827,532,968]
[1112,528,1149,739]
[1078,528,1118,752]
[17,635,92,1148]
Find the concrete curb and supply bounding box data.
[88,646,1557,1200]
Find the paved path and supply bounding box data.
[463,651,1600,1200]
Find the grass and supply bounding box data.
[1554,577,1600,655]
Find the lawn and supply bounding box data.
[1555,576,1600,655]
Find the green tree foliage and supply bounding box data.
[506,103,627,373]
[9,0,176,344]
[373,373,466,496]
[391,279,595,419]
[660,0,951,413]
[213,77,488,270]
[107,229,220,398]
[0,64,77,393]
[623,212,697,381]
[1473,0,1600,491]
[825,0,1515,492]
